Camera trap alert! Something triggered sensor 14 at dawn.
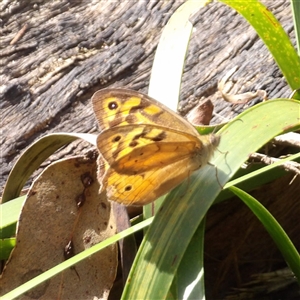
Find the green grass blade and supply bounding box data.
[0,238,16,260]
[219,0,300,99]
[224,151,300,189]
[0,196,25,239]
[148,0,211,110]
[216,151,300,203]
[177,219,206,299]
[229,186,300,282]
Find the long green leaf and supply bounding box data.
[0,196,25,239]
[2,133,97,203]
[291,0,300,55]
[220,0,300,99]
[224,151,300,189]
[229,186,300,282]
[148,0,211,110]
[177,218,206,299]
[122,99,300,299]
[0,238,16,260]
[146,0,212,218]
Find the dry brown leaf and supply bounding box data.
[0,151,118,300]
[186,99,214,125]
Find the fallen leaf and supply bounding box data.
[0,151,118,299]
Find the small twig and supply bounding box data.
[249,152,300,176]
[10,23,28,45]
[218,66,267,104]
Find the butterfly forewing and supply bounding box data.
[92,89,199,136]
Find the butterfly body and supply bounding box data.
[92,89,220,206]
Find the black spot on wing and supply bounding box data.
[151,131,166,142]
[124,185,132,192]
[129,140,138,147]
[108,101,118,110]
[132,127,150,141]
[129,104,147,114]
[112,135,121,142]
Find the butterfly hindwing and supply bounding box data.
[96,124,202,173]
[103,156,201,206]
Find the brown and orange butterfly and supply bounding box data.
[92,89,220,206]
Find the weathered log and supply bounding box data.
[1,1,294,188]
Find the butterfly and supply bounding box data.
[92,88,220,206]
